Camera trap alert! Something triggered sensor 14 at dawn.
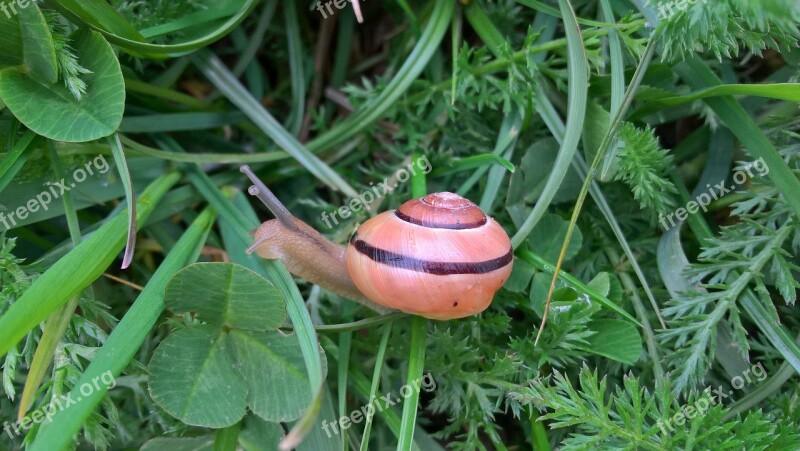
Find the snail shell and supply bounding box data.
[345,192,513,320]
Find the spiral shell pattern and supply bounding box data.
[345,192,513,319]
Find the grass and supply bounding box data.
[1,0,800,449]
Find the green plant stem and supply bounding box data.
[360,323,394,450]
[214,422,241,451]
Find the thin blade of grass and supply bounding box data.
[284,0,305,136]
[192,50,359,198]
[109,134,136,269]
[598,0,625,179]
[510,0,588,249]
[338,331,353,450]
[0,130,35,195]
[633,82,800,117]
[359,322,393,450]
[533,22,660,345]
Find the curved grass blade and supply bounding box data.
[598,0,625,179]
[46,0,259,57]
[510,0,588,249]
[120,135,289,165]
[29,206,217,451]
[109,134,136,269]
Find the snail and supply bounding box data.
[240,165,513,320]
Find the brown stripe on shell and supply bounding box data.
[394,210,487,229]
[395,192,487,229]
[350,234,513,275]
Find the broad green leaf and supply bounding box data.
[527,213,583,262]
[0,10,22,68]
[0,30,124,142]
[18,1,58,84]
[583,319,642,365]
[141,436,215,451]
[239,416,283,451]
[230,330,313,422]
[506,139,582,207]
[586,272,611,298]
[503,257,536,293]
[148,325,248,428]
[165,262,286,331]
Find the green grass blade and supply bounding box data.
[0,130,35,195]
[396,316,426,451]
[109,134,137,269]
[634,82,800,117]
[120,135,289,165]
[337,331,353,450]
[359,323,393,450]
[598,0,625,179]
[29,206,217,451]
[511,0,588,248]
[192,50,359,198]
[0,171,180,358]
[283,0,305,136]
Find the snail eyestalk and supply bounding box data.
[240,165,296,229]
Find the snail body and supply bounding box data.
[241,166,513,320]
